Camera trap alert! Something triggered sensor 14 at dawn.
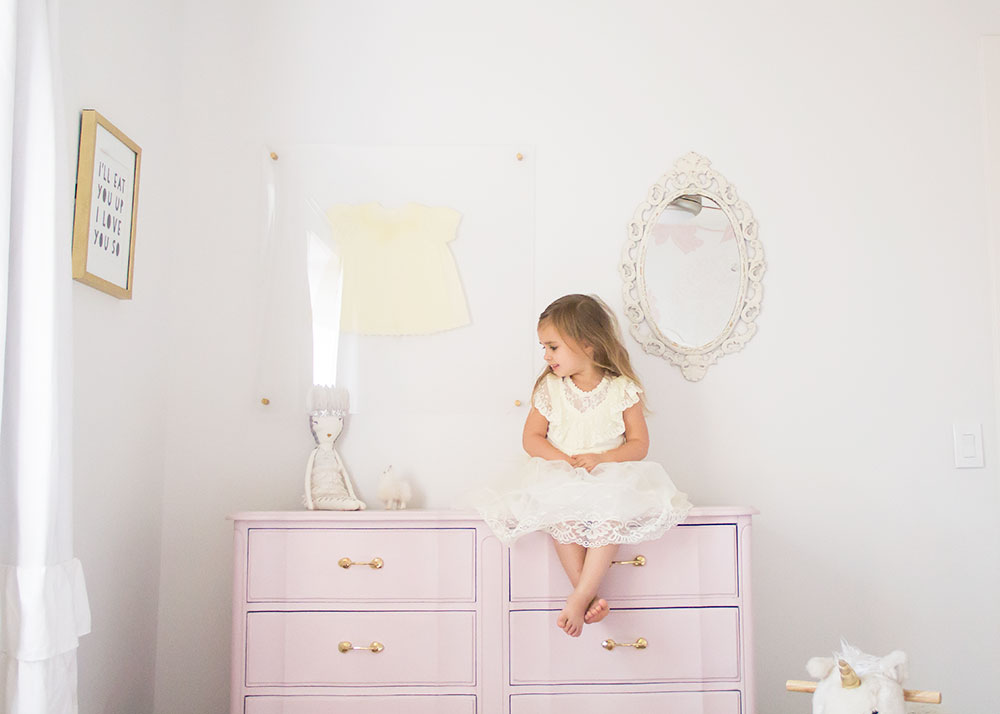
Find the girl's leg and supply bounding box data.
[557,544,618,637]
[552,540,585,585]
[551,541,610,626]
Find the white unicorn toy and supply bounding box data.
[787,640,941,714]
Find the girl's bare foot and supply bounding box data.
[584,597,609,624]
[556,592,589,637]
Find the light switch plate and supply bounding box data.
[953,422,984,468]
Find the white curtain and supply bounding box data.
[0,0,91,711]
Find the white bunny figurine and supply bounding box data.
[304,386,365,511]
[377,465,411,510]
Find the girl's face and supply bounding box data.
[537,322,594,379]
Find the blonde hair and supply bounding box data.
[532,294,646,408]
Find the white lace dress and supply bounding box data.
[476,373,692,547]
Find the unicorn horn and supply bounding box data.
[838,660,861,689]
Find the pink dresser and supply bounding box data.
[230,508,755,714]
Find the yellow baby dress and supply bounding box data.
[326,202,470,335]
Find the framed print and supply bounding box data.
[71,109,141,299]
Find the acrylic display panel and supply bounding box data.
[256,145,535,417]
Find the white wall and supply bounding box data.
[58,0,179,711]
[57,0,1000,712]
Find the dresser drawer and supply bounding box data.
[246,611,476,686]
[510,690,740,714]
[509,607,740,685]
[245,695,476,714]
[247,528,476,602]
[509,524,737,601]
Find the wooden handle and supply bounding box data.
[785,680,941,704]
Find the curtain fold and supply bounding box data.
[1,0,91,711]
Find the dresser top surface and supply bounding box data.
[229,506,757,523]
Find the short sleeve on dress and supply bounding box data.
[621,377,642,410]
[436,207,462,243]
[532,375,556,419]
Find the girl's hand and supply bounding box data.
[570,453,605,472]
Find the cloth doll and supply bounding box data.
[303,386,365,511]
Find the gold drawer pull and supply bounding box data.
[611,555,646,567]
[338,556,384,570]
[338,640,385,654]
[602,637,648,651]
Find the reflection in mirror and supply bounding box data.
[644,195,740,348]
[621,152,765,381]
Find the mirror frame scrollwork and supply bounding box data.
[620,152,765,381]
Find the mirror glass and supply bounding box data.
[642,196,740,348]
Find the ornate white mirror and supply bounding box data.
[621,152,765,380]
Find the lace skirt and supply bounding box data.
[474,458,692,548]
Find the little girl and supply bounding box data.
[477,294,691,637]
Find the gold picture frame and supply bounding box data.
[71,110,141,299]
